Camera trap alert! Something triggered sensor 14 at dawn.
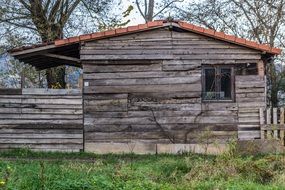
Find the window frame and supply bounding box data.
[202,65,235,102]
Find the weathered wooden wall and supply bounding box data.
[0,88,83,152]
[236,75,266,139]
[81,27,266,153]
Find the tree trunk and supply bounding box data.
[46,66,66,89]
[42,29,66,89]
[146,0,155,21]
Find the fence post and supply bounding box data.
[273,108,278,138]
[260,108,265,139]
[266,108,272,138]
[280,108,285,145]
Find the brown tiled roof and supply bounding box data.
[10,20,282,55]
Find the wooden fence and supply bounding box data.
[0,88,83,152]
[260,107,285,145]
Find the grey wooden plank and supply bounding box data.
[86,76,200,86]
[84,84,201,94]
[22,88,82,95]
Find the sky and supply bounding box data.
[118,0,188,26]
[122,0,145,25]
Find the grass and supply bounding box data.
[0,148,285,189]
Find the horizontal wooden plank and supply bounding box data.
[238,131,260,139]
[0,144,83,150]
[81,49,259,55]
[235,81,265,88]
[128,92,201,100]
[84,115,237,125]
[0,128,82,134]
[0,108,82,114]
[85,110,237,118]
[0,133,83,139]
[0,89,22,95]
[85,76,200,86]
[84,84,201,94]
[261,124,285,129]
[0,114,83,120]
[236,88,265,94]
[84,98,127,112]
[84,123,237,133]
[0,95,82,99]
[81,54,261,60]
[0,103,82,109]
[0,119,82,125]
[84,64,162,73]
[83,71,200,80]
[235,75,264,82]
[0,124,83,129]
[0,138,82,144]
[22,88,82,95]
[84,94,127,100]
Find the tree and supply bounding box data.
[0,0,125,88]
[135,0,183,22]
[177,0,285,106]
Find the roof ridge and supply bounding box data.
[10,20,282,55]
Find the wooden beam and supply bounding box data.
[43,53,80,63]
[10,44,56,56]
[41,53,82,68]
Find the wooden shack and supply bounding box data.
[9,20,282,153]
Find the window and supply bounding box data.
[202,65,234,101]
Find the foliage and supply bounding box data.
[1,149,285,189]
[0,0,130,88]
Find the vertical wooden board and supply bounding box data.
[273,108,278,138]
[257,60,265,77]
[280,108,285,145]
[266,108,271,124]
[280,108,285,124]
[260,108,265,139]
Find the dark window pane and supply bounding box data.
[204,68,216,99]
[220,68,231,99]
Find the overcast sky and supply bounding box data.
[119,0,187,25]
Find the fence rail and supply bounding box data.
[260,107,285,145]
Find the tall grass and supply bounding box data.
[1,144,285,190]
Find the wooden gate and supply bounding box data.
[260,107,285,145]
